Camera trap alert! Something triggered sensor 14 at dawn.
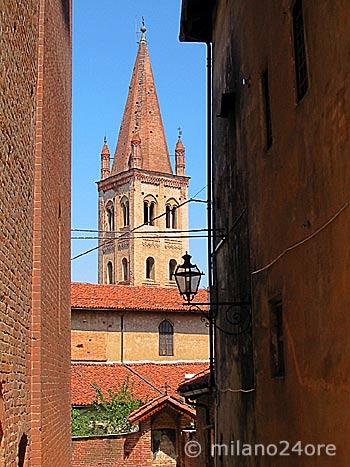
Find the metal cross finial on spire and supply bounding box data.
[140,16,147,42]
[177,127,182,139]
[104,135,107,144]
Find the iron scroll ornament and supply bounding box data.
[188,302,251,336]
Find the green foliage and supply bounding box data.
[71,408,93,436]
[72,376,144,436]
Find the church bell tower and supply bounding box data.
[97,24,189,287]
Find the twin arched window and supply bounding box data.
[106,203,115,231]
[144,200,156,225]
[165,204,177,229]
[121,198,129,227]
[159,320,174,356]
[146,257,155,280]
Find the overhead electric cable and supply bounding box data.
[71,195,207,261]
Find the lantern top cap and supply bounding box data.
[181,251,194,267]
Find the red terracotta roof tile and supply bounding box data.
[128,394,195,424]
[71,282,208,312]
[71,362,208,406]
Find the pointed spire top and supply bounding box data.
[101,137,110,155]
[111,21,172,175]
[176,128,184,150]
[140,17,147,42]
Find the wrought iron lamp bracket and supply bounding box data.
[185,301,251,336]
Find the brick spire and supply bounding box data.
[100,136,110,179]
[175,130,185,176]
[111,23,172,175]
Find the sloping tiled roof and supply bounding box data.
[128,394,195,424]
[178,367,211,394]
[71,362,209,406]
[71,282,208,312]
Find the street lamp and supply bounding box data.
[174,252,204,303]
[174,251,251,393]
[174,251,251,336]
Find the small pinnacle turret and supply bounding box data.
[100,137,110,179]
[175,131,185,176]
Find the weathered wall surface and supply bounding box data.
[71,310,209,362]
[32,0,72,465]
[72,420,152,467]
[212,0,350,466]
[0,1,38,464]
[0,0,71,465]
[71,422,152,467]
[72,414,195,467]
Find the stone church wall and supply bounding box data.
[71,310,209,362]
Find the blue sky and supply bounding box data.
[72,0,208,284]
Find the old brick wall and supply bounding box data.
[31,0,72,466]
[1,1,71,465]
[0,2,39,465]
[212,0,350,466]
[71,415,195,467]
[72,420,152,467]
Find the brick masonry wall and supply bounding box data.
[31,0,72,466]
[1,1,71,465]
[72,419,152,467]
[71,416,196,467]
[0,2,38,465]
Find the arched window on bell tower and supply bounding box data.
[121,197,129,227]
[165,199,178,229]
[106,202,115,231]
[169,259,177,281]
[122,258,129,282]
[146,257,155,280]
[143,196,157,226]
[106,261,113,284]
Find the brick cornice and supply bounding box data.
[98,168,189,193]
